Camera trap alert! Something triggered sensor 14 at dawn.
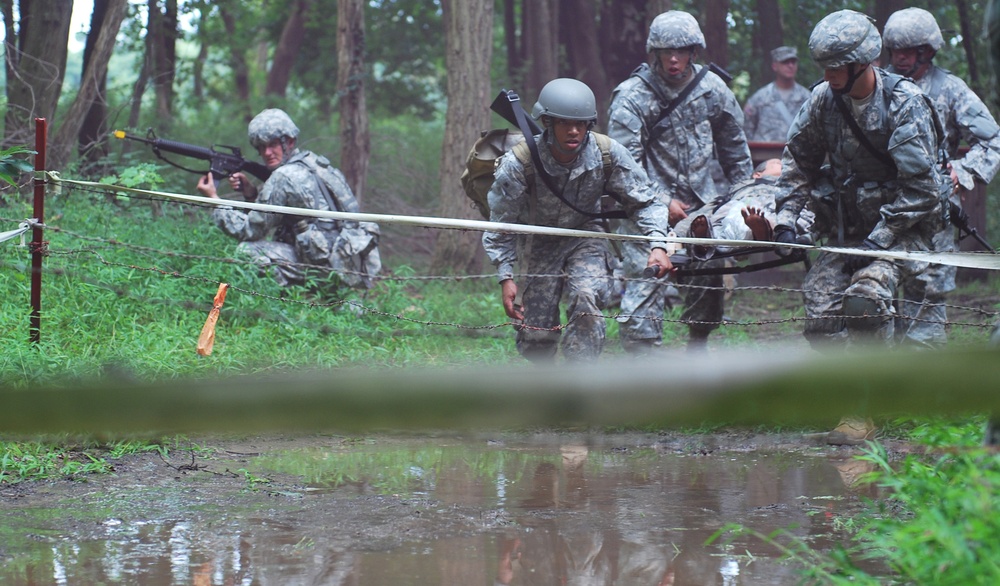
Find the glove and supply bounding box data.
[841,239,881,275]
[772,225,798,257]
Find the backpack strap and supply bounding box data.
[631,63,710,143]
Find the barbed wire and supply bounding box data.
[3,182,997,339]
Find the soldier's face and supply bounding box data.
[823,65,850,91]
[889,47,932,80]
[656,47,695,85]
[549,118,588,162]
[773,58,798,80]
[258,138,290,170]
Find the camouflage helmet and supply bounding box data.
[646,11,706,52]
[247,108,300,148]
[883,8,944,51]
[531,78,598,122]
[808,10,882,68]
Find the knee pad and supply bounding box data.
[843,293,884,332]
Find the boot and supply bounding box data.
[826,416,876,446]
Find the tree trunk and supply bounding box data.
[219,2,252,104]
[598,0,661,89]
[562,0,610,127]
[523,0,558,99]
[503,0,520,84]
[956,0,981,92]
[337,0,369,203]
[77,0,112,172]
[702,0,729,70]
[754,0,782,86]
[49,0,127,172]
[147,0,178,121]
[430,0,494,274]
[266,0,312,97]
[3,0,74,147]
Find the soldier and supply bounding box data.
[481,78,674,363]
[196,108,381,290]
[608,10,753,352]
[743,46,812,142]
[771,10,947,348]
[883,7,1000,347]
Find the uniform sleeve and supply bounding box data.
[951,87,1000,188]
[709,85,754,184]
[604,142,670,250]
[212,172,293,241]
[481,153,530,282]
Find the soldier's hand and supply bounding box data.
[646,247,674,279]
[772,224,797,257]
[500,279,523,321]
[668,199,690,225]
[196,172,218,199]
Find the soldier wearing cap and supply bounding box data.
[743,46,812,142]
[883,7,1000,347]
[482,78,673,362]
[771,10,947,348]
[197,108,381,290]
[607,10,753,352]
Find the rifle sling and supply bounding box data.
[510,97,627,220]
[633,65,710,143]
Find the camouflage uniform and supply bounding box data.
[481,132,671,362]
[775,14,946,347]
[609,13,753,349]
[743,47,811,142]
[884,8,1000,346]
[213,110,380,290]
[672,175,811,259]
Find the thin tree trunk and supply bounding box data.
[523,0,558,98]
[504,0,520,84]
[3,0,74,147]
[219,3,251,104]
[754,0,782,85]
[50,0,128,171]
[78,0,112,171]
[956,0,981,91]
[266,0,312,97]
[337,0,369,203]
[430,0,494,274]
[703,0,729,69]
[562,0,610,127]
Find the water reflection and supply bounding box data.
[0,434,874,585]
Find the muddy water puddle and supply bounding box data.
[0,432,877,585]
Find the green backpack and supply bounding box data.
[459,129,615,219]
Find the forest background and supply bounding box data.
[1,0,996,276]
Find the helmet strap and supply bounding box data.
[834,63,867,96]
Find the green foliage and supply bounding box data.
[0,146,36,187]
[851,442,1000,585]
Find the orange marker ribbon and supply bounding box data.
[196,283,229,356]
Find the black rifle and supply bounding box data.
[950,199,996,252]
[113,129,271,183]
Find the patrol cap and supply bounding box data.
[808,10,882,68]
[883,8,945,51]
[771,46,798,62]
[646,11,706,52]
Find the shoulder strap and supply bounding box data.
[830,84,897,170]
[509,100,626,220]
[635,65,710,143]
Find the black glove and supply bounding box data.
[841,239,881,275]
[772,225,798,257]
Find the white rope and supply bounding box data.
[0,220,32,246]
[47,173,1000,271]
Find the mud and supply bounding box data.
[0,430,904,585]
